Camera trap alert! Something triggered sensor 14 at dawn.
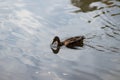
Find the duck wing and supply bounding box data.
[63,36,85,47]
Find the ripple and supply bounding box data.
[0,0,120,80]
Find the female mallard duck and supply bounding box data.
[51,36,85,54]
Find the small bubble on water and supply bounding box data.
[35,71,39,74]
[63,73,68,76]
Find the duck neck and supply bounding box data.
[59,42,64,46]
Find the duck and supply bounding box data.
[51,36,85,54]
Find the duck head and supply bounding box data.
[50,36,63,54]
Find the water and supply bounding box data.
[0,0,120,80]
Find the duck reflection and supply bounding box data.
[71,0,114,12]
[51,36,85,54]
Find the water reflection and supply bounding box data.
[71,0,119,13]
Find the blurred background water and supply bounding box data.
[0,0,120,80]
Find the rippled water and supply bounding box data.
[0,0,120,80]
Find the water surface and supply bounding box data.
[0,0,120,80]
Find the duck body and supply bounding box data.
[62,36,85,49]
